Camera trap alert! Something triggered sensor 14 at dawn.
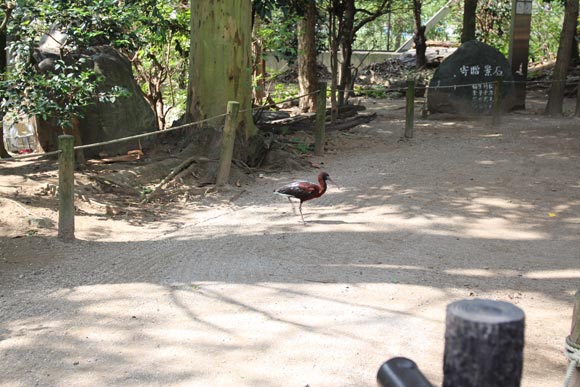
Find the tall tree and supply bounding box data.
[327,0,342,121]
[130,0,190,130]
[546,0,579,116]
[461,0,477,43]
[0,0,8,77]
[338,0,355,106]
[186,0,256,139]
[252,18,266,105]
[334,0,391,106]
[412,0,427,69]
[0,1,13,158]
[476,0,511,50]
[253,0,320,115]
[297,0,318,112]
[252,1,293,106]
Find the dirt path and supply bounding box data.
[1,100,580,386]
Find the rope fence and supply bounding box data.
[0,148,63,162]
[75,112,229,151]
[0,90,323,163]
[0,112,230,164]
[342,78,580,94]
[0,92,329,241]
[3,75,580,165]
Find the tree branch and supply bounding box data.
[354,0,391,34]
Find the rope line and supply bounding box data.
[2,92,323,161]
[340,79,580,94]
[0,149,62,163]
[2,76,579,162]
[563,335,580,387]
[75,113,229,151]
[0,112,229,162]
[507,79,579,85]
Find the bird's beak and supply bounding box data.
[328,178,340,189]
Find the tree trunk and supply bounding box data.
[328,2,340,123]
[386,12,392,51]
[155,98,165,130]
[67,118,85,166]
[0,30,5,77]
[0,117,10,158]
[150,79,165,130]
[571,37,580,65]
[146,81,165,130]
[186,0,256,139]
[252,36,266,105]
[461,0,477,43]
[546,0,579,116]
[413,0,427,69]
[297,0,318,113]
[0,29,10,158]
[338,0,355,106]
[131,55,167,131]
[571,23,580,66]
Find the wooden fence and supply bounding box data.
[56,87,327,242]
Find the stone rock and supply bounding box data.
[78,46,156,158]
[427,40,516,116]
[34,36,156,158]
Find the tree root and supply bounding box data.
[141,156,217,203]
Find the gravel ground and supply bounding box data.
[1,99,580,386]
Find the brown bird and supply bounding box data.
[274,172,335,224]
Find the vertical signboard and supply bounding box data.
[508,0,533,110]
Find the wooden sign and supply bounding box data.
[508,0,533,109]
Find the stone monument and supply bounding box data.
[427,40,516,116]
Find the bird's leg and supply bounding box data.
[299,202,306,224]
[287,197,297,215]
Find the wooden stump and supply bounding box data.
[443,299,525,387]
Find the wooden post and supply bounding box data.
[508,0,532,110]
[492,77,503,126]
[216,101,239,186]
[421,88,428,119]
[568,291,580,387]
[314,81,327,156]
[405,79,415,139]
[58,135,75,242]
[443,299,525,387]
